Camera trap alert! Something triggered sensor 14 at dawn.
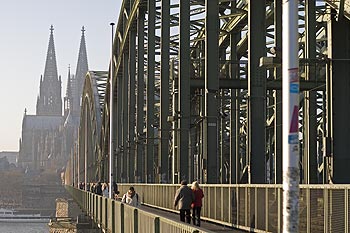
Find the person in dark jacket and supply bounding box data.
[174,180,195,223]
[95,181,103,195]
[112,181,119,199]
[191,181,204,226]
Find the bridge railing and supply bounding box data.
[117,183,350,233]
[65,185,211,233]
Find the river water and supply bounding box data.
[0,222,48,233]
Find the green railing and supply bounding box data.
[116,184,350,233]
[65,186,212,233]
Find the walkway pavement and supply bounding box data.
[140,205,247,233]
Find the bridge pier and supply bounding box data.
[49,198,101,233]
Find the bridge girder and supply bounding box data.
[71,0,350,185]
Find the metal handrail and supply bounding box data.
[116,183,350,233]
[65,185,212,233]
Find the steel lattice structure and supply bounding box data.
[65,0,350,186]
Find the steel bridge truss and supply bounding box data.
[66,0,350,186]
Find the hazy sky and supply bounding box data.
[0,1,121,151]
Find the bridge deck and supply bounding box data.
[140,204,246,233]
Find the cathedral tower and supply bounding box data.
[64,65,73,118]
[36,25,62,116]
[72,26,89,118]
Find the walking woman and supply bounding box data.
[191,181,204,226]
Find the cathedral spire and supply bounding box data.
[66,65,72,98]
[72,26,89,117]
[64,65,73,117]
[36,25,62,116]
[76,26,88,80]
[44,25,59,82]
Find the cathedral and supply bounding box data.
[18,25,88,171]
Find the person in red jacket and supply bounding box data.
[191,181,204,226]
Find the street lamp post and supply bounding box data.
[109,22,115,199]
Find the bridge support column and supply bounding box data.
[274,0,282,184]
[128,16,136,183]
[136,8,145,183]
[122,51,129,182]
[303,0,318,184]
[248,0,266,184]
[204,0,219,183]
[178,0,191,182]
[159,0,170,183]
[229,0,240,184]
[146,0,156,183]
[328,14,350,183]
[171,60,179,184]
[117,70,123,183]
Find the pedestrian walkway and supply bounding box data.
[140,204,247,233]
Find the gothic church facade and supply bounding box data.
[18,26,88,171]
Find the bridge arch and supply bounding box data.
[78,71,108,184]
[68,0,350,186]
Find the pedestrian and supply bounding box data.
[121,186,140,207]
[102,182,109,198]
[191,181,204,226]
[112,181,119,199]
[95,181,103,196]
[90,183,95,193]
[114,190,120,200]
[174,180,194,224]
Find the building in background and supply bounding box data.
[62,27,89,167]
[0,151,18,165]
[18,26,88,171]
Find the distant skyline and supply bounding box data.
[0,1,121,151]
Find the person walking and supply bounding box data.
[112,181,119,199]
[95,181,103,196]
[191,181,204,226]
[121,186,140,207]
[102,182,109,198]
[174,180,195,224]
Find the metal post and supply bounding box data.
[136,9,145,183]
[171,60,179,184]
[179,0,190,182]
[146,0,156,183]
[85,106,88,191]
[282,0,299,231]
[160,0,170,183]
[122,52,129,182]
[117,67,123,182]
[229,1,239,183]
[304,0,317,184]
[328,10,350,183]
[72,145,75,187]
[248,0,266,183]
[71,147,74,186]
[77,135,80,188]
[274,0,282,184]
[127,0,136,184]
[204,0,219,184]
[220,90,224,183]
[109,22,115,199]
[325,59,332,184]
[128,18,136,183]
